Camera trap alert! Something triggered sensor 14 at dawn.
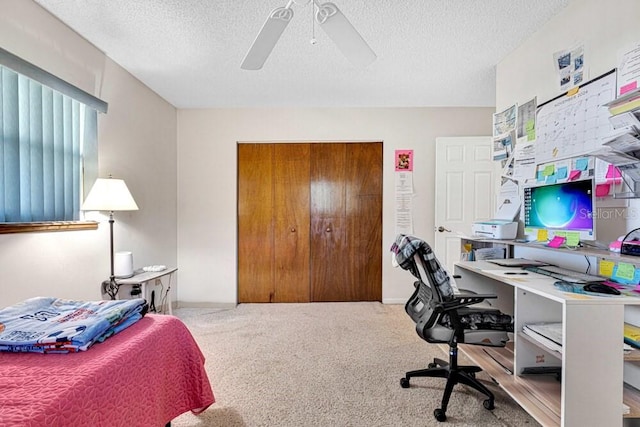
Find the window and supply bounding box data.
[0,48,107,232]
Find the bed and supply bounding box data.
[0,313,215,426]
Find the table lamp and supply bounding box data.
[82,176,139,299]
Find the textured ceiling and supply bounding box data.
[33,0,569,109]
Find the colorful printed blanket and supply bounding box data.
[0,297,147,353]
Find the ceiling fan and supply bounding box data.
[241,0,376,70]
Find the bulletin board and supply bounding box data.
[535,69,617,164]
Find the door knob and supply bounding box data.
[290,227,296,232]
[437,226,451,233]
[326,228,332,232]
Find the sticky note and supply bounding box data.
[537,229,548,242]
[547,236,565,248]
[526,120,536,141]
[568,170,581,181]
[565,232,580,247]
[554,231,567,238]
[537,171,545,182]
[575,158,589,171]
[546,174,557,184]
[599,260,615,277]
[567,87,580,96]
[606,164,622,179]
[615,262,636,281]
[543,164,555,176]
[556,166,568,179]
[595,183,611,197]
[620,81,638,95]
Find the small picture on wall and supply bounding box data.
[395,150,413,171]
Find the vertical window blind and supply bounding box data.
[0,65,98,222]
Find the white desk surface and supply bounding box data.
[456,260,640,306]
[116,267,178,285]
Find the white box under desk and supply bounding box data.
[454,260,640,427]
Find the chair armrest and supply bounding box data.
[436,293,497,313]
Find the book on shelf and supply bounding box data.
[522,322,563,354]
[607,88,640,116]
[624,322,640,349]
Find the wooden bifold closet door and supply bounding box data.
[238,142,382,303]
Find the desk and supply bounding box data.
[455,260,640,427]
[117,267,177,315]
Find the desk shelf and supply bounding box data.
[625,348,640,363]
[462,237,640,266]
[460,342,561,426]
[517,332,562,361]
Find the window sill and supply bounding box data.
[0,221,98,234]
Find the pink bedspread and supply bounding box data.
[0,314,215,426]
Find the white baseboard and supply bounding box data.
[382,298,406,304]
[177,300,403,307]
[176,301,237,309]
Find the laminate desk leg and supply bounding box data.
[562,303,624,426]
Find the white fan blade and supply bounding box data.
[315,2,376,68]
[241,6,294,70]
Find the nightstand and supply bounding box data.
[116,267,177,315]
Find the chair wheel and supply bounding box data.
[428,362,438,368]
[400,377,410,388]
[434,408,447,422]
[483,399,495,410]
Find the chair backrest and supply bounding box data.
[390,234,455,301]
[391,235,458,341]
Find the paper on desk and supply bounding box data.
[474,248,505,260]
[483,269,531,279]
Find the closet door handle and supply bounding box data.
[290,227,296,232]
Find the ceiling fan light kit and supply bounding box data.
[241,0,376,70]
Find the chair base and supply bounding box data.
[400,351,495,422]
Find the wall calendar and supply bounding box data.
[536,69,617,164]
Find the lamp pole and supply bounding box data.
[103,210,119,300]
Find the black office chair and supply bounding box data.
[391,234,513,422]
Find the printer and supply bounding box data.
[471,200,519,239]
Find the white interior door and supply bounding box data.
[434,137,496,272]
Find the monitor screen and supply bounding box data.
[523,178,595,241]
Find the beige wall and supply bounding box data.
[0,1,494,307]
[496,0,640,246]
[177,108,493,305]
[0,0,177,307]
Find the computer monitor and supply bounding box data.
[523,178,596,241]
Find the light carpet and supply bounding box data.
[171,302,540,427]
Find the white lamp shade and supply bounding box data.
[81,178,139,211]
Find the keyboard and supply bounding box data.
[523,265,604,283]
